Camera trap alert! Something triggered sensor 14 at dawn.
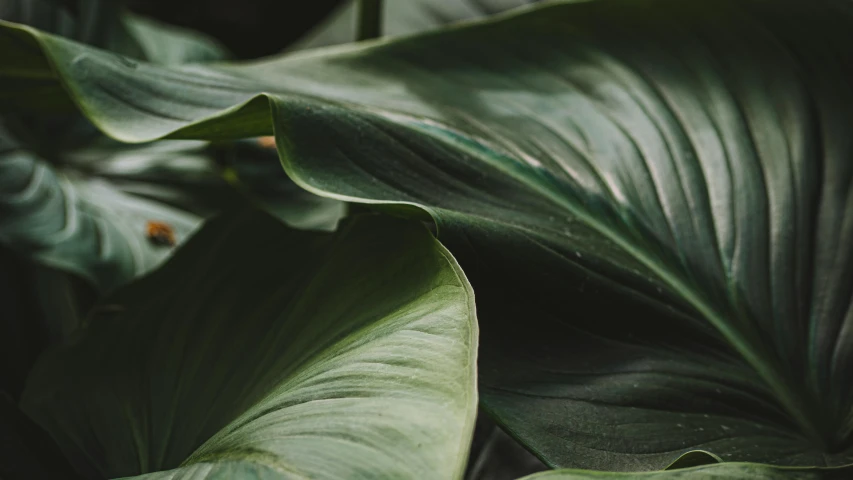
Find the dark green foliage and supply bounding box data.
[1,0,851,478]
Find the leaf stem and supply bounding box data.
[356,0,383,41]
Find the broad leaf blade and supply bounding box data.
[4,0,853,470]
[21,209,478,479]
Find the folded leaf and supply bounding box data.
[21,209,478,479]
[3,0,853,470]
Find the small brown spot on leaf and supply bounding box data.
[145,221,176,247]
[257,136,276,149]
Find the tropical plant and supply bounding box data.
[1,0,852,479]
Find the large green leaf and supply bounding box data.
[20,208,478,479]
[3,0,853,470]
[521,463,853,480]
[289,0,543,50]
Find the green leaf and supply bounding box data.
[1,114,344,293]
[63,137,345,230]
[210,138,347,230]
[520,463,853,480]
[291,0,543,50]
[4,0,853,470]
[1,1,341,292]
[0,127,203,292]
[20,209,478,479]
[664,451,721,470]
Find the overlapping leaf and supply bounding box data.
[21,209,478,479]
[0,1,343,293]
[0,125,202,292]
[3,0,852,471]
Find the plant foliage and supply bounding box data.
[1,0,852,478]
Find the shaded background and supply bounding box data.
[127,0,345,57]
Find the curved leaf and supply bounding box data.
[1,109,344,293]
[664,451,721,470]
[21,209,478,479]
[64,137,345,230]
[3,0,853,470]
[0,128,202,292]
[210,138,347,230]
[521,463,853,480]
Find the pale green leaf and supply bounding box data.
[21,209,478,479]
